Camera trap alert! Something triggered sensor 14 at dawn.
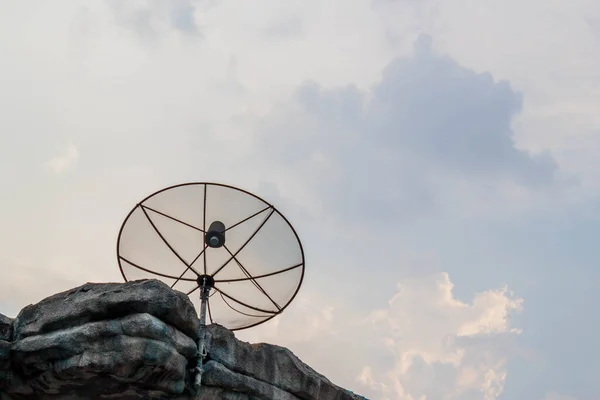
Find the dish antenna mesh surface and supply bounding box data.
[116,182,305,387]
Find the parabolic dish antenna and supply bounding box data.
[116,182,305,332]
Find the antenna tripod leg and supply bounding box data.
[194,282,210,389]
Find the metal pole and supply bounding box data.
[194,277,210,388]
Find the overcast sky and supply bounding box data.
[1,1,599,399]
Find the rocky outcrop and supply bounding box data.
[205,325,358,400]
[0,280,366,400]
[0,313,13,391]
[13,280,200,341]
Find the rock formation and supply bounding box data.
[0,280,366,400]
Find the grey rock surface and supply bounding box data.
[0,313,22,398]
[0,315,12,342]
[12,314,192,395]
[202,360,300,400]
[0,280,366,400]
[205,325,360,400]
[0,313,12,373]
[0,339,10,372]
[14,280,199,341]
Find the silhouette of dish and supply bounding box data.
[117,183,305,331]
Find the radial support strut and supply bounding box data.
[194,275,214,389]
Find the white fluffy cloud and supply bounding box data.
[359,273,522,400]
[238,272,523,400]
[46,143,79,173]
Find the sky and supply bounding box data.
[1,1,599,399]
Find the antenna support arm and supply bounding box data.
[194,275,214,389]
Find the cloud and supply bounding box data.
[238,292,338,345]
[263,15,303,39]
[238,272,522,400]
[0,2,596,399]
[251,34,559,224]
[360,272,523,400]
[107,0,201,38]
[369,35,553,183]
[46,143,79,173]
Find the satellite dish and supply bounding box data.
[117,182,305,387]
[117,182,305,331]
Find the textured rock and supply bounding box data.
[12,313,197,363]
[14,280,199,341]
[194,386,253,400]
[0,314,12,342]
[0,341,9,367]
[7,281,200,398]
[202,360,300,400]
[0,314,14,394]
[0,280,366,400]
[205,325,361,400]
[11,314,194,396]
